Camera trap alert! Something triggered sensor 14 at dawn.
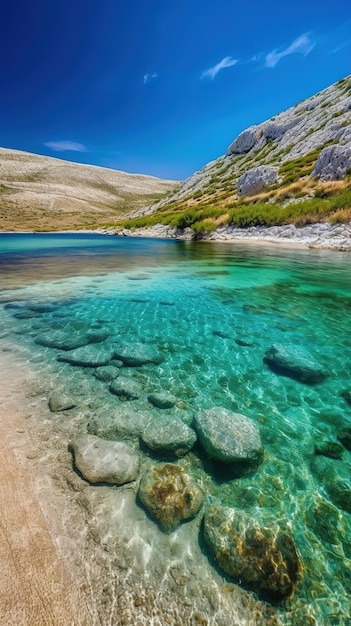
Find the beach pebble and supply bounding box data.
[49,391,76,412]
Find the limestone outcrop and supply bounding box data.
[237,165,279,197]
[313,142,351,180]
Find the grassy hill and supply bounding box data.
[0,148,179,231]
[119,75,351,236]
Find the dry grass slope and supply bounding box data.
[0,147,179,231]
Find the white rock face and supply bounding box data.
[226,126,261,155]
[313,143,351,180]
[237,165,279,196]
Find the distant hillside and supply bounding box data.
[121,74,351,235]
[0,148,179,231]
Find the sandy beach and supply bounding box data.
[0,352,91,626]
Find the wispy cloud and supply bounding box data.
[265,33,315,68]
[143,72,158,85]
[201,56,238,80]
[44,140,87,152]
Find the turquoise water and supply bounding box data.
[1,233,351,625]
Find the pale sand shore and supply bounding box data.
[0,352,92,626]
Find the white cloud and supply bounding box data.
[143,72,158,85]
[201,56,238,80]
[265,33,315,69]
[44,141,87,152]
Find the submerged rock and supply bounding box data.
[204,505,300,600]
[148,392,176,409]
[88,408,151,439]
[36,326,110,350]
[141,415,197,456]
[93,365,120,382]
[337,427,351,451]
[194,407,263,464]
[314,439,344,459]
[70,434,140,484]
[49,392,76,412]
[340,390,351,405]
[311,456,351,513]
[58,344,114,367]
[138,463,204,531]
[113,341,163,366]
[263,345,327,384]
[109,376,143,400]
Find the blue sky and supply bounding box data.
[1,1,350,180]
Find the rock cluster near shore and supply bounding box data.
[115,220,351,251]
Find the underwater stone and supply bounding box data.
[113,341,164,366]
[141,415,197,456]
[340,390,351,405]
[194,407,263,464]
[109,376,143,400]
[263,344,327,384]
[314,439,344,459]
[337,427,351,450]
[148,392,176,409]
[138,463,204,532]
[93,365,120,382]
[304,496,342,545]
[36,326,110,350]
[88,408,151,439]
[58,344,114,367]
[203,505,300,600]
[48,392,76,412]
[70,434,140,485]
[310,456,351,513]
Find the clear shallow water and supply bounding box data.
[1,233,351,625]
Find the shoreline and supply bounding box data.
[112,221,351,251]
[2,220,351,252]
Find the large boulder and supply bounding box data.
[263,119,300,141]
[204,505,300,600]
[58,344,114,367]
[141,415,197,456]
[138,463,204,531]
[113,342,163,366]
[237,165,279,197]
[194,407,263,464]
[226,126,261,156]
[313,143,351,180]
[263,345,327,384]
[109,376,143,400]
[35,327,110,350]
[70,434,140,484]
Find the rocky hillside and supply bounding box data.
[0,148,179,231]
[122,74,351,234]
